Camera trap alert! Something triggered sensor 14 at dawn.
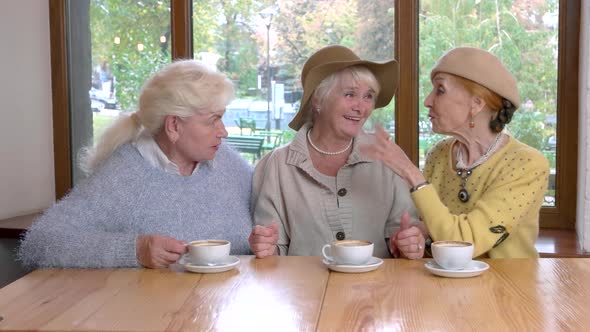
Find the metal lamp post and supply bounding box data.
[260,7,275,132]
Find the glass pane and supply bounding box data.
[418,0,558,206]
[193,0,395,164]
[68,0,171,185]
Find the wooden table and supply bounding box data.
[1,257,589,331]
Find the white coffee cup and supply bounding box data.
[431,240,474,270]
[186,240,231,265]
[322,240,374,265]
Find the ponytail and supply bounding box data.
[79,113,142,174]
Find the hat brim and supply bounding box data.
[288,59,399,130]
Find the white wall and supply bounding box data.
[0,0,54,220]
[578,1,590,252]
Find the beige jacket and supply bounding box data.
[252,123,419,257]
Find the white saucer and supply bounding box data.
[183,256,240,274]
[322,256,384,273]
[424,260,489,278]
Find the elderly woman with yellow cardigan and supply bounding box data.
[363,47,549,258]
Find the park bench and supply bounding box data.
[254,131,283,153]
[234,117,258,135]
[223,135,265,162]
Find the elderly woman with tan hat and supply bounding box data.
[248,45,425,259]
[363,47,549,258]
[18,60,253,269]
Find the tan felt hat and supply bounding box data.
[430,47,520,108]
[288,45,399,130]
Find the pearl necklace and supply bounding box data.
[455,132,504,203]
[307,128,353,156]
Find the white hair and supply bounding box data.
[305,65,380,124]
[80,60,234,174]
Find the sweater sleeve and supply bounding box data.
[251,151,289,255]
[17,164,141,268]
[412,148,549,258]
[384,173,421,239]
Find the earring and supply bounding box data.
[315,107,321,113]
[469,114,475,128]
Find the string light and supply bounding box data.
[160,35,167,43]
[114,36,120,44]
[137,43,144,51]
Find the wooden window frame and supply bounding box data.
[50,0,579,229]
[394,0,579,229]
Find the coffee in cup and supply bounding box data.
[187,240,231,265]
[322,240,373,265]
[431,240,473,270]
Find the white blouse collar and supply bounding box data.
[133,131,199,176]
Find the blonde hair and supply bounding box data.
[306,66,380,124]
[453,75,502,111]
[80,60,234,174]
[452,74,515,132]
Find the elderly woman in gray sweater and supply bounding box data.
[249,46,426,259]
[18,60,253,269]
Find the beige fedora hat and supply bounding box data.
[288,45,399,130]
[430,47,520,108]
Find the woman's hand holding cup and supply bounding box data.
[136,234,187,269]
[249,221,279,258]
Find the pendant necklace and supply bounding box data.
[307,128,353,156]
[455,132,504,203]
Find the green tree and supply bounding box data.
[356,0,395,61]
[90,0,171,112]
[273,0,359,82]
[193,0,217,54]
[207,0,262,97]
[355,0,396,132]
[508,110,546,149]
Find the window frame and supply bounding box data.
[49,0,579,229]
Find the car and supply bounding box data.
[546,136,556,150]
[91,98,105,112]
[89,88,119,110]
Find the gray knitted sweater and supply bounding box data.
[18,143,253,268]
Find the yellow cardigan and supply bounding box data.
[412,136,549,258]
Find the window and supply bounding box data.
[66,0,171,184]
[50,0,578,228]
[89,0,172,137]
[191,0,396,155]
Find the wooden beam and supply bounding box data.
[171,0,192,59]
[49,0,71,199]
[394,1,419,164]
[540,0,580,229]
